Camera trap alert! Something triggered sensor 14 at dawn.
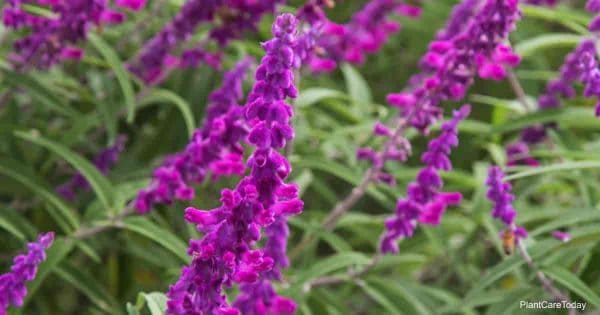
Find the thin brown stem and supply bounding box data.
[506,69,533,112]
[517,242,576,315]
[305,253,383,290]
[290,116,409,259]
[71,206,135,240]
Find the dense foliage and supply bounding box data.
[1,0,600,314]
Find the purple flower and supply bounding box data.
[0,232,54,314]
[380,105,470,254]
[129,0,282,84]
[305,0,420,72]
[522,0,558,5]
[166,14,304,314]
[57,135,127,201]
[389,0,520,133]
[486,166,527,239]
[552,230,571,242]
[506,142,539,167]
[115,0,146,11]
[135,58,252,213]
[2,0,127,69]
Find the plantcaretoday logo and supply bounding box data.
[519,300,587,311]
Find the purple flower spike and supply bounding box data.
[506,142,539,167]
[0,232,54,314]
[166,14,306,314]
[380,105,470,254]
[130,0,282,83]
[523,0,558,5]
[304,0,421,73]
[2,0,128,69]
[486,166,528,239]
[57,135,127,201]
[390,0,520,133]
[135,58,253,213]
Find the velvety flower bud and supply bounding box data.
[552,230,571,242]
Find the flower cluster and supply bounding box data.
[486,166,527,239]
[129,0,282,84]
[165,14,304,314]
[306,0,421,73]
[57,135,127,200]
[2,0,144,69]
[523,0,558,5]
[380,105,470,254]
[525,40,596,145]
[506,142,539,167]
[508,1,600,165]
[387,0,520,133]
[135,58,252,213]
[0,232,54,315]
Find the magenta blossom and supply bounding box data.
[552,231,571,242]
[135,58,252,213]
[486,166,528,240]
[2,0,128,69]
[0,232,54,314]
[129,0,282,84]
[306,0,421,73]
[380,105,470,254]
[387,0,520,133]
[165,14,304,314]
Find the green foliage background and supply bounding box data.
[1,1,600,314]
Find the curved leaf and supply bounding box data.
[0,158,79,232]
[88,33,136,123]
[122,216,189,263]
[15,130,116,211]
[543,266,600,308]
[138,89,196,137]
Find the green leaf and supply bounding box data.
[122,216,189,262]
[138,89,196,137]
[126,303,140,315]
[357,280,404,315]
[505,161,600,181]
[292,157,393,208]
[542,266,600,308]
[55,262,122,314]
[295,88,347,108]
[25,237,75,305]
[0,67,79,118]
[88,33,136,123]
[288,217,352,252]
[367,278,433,315]
[143,292,168,315]
[295,252,371,286]
[464,240,557,301]
[341,63,372,104]
[15,130,116,211]
[0,212,27,241]
[515,34,582,59]
[0,158,79,232]
[521,5,590,34]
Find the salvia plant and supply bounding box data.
[1,0,600,315]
